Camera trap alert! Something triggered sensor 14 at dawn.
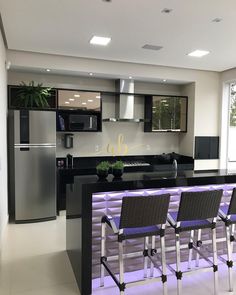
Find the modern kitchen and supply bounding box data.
[1,1,236,295]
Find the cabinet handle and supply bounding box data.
[89,116,92,129]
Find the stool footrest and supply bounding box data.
[192,244,214,267]
[148,251,164,275]
[101,257,124,290]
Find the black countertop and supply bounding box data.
[71,169,236,190]
[57,153,194,172]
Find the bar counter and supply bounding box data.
[66,169,236,295]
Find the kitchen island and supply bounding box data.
[66,170,236,295]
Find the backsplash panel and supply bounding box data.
[56,123,180,157]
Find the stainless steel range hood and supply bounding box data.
[103,79,144,122]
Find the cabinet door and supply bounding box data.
[146,96,187,132]
[58,90,101,111]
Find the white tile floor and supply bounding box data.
[0,216,235,295]
[0,216,80,295]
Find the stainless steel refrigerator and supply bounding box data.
[8,110,56,223]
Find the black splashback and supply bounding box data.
[194,136,219,159]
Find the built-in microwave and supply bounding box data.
[68,114,98,131]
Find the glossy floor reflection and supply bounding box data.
[1,215,235,295]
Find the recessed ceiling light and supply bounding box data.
[163,79,167,82]
[46,69,50,72]
[95,95,101,99]
[212,18,222,23]
[82,102,87,105]
[88,99,94,102]
[188,50,210,57]
[90,36,111,46]
[74,94,80,97]
[89,72,93,76]
[69,98,75,101]
[129,76,133,79]
[65,101,70,104]
[161,8,173,14]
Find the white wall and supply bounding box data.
[0,32,8,241]
[220,68,236,169]
[7,51,221,167]
[179,82,195,157]
[194,74,221,170]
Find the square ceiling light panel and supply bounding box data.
[188,50,210,57]
[90,36,111,46]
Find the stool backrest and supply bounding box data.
[119,194,170,229]
[228,187,236,215]
[177,189,223,222]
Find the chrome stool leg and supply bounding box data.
[225,224,233,292]
[160,230,168,295]
[212,225,219,295]
[100,221,106,287]
[119,241,125,295]
[175,227,182,295]
[144,236,149,278]
[188,230,194,269]
[195,229,202,267]
[231,224,235,254]
[150,236,155,277]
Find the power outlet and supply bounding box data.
[146,145,150,151]
[95,145,99,152]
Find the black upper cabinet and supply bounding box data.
[57,90,101,111]
[57,90,102,132]
[144,95,188,132]
[8,85,57,110]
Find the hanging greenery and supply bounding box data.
[15,81,52,108]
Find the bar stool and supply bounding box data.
[218,187,236,292]
[100,194,170,295]
[167,189,223,295]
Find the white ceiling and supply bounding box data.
[1,0,236,72]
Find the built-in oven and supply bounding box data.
[68,114,98,131]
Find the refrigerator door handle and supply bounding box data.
[14,144,56,148]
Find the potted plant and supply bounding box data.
[96,161,110,179]
[14,81,52,108]
[112,160,124,178]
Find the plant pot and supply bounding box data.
[96,170,109,179]
[112,168,124,178]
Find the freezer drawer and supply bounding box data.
[14,145,56,221]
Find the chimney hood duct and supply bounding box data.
[103,79,144,122]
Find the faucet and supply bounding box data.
[173,159,177,171]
